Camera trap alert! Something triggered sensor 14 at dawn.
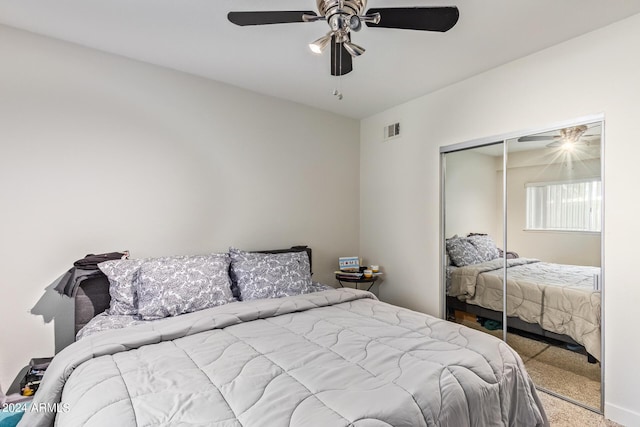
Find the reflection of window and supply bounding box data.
[526,179,602,232]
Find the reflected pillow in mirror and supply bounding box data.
[467,234,500,262]
[446,237,484,267]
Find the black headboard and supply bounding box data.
[73,246,312,337]
[257,245,312,274]
[74,275,111,336]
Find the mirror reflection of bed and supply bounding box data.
[442,120,603,411]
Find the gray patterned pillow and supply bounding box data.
[136,254,235,320]
[467,234,500,262]
[98,259,144,316]
[445,237,484,267]
[229,248,313,301]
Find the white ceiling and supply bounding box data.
[1,1,639,119]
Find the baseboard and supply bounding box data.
[605,402,640,426]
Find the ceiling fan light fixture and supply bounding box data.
[560,125,588,143]
[343,40,366,57]
[349,15,362,31]
[309,33,332,54]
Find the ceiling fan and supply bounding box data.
[227,0,459,76]
[517,125,601,149]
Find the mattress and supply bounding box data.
[21,288,547,427]
[449,258,601,360]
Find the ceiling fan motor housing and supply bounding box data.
[316,0,367,18]
[318,0,368,41]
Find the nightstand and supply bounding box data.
[336,274,379,292]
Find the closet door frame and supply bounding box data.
[439,113,605,412]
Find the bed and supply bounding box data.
[446,236,601,362]
[20,246,548,427]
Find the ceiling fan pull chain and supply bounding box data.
[333,71,344,100]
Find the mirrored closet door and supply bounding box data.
[441,118,604,412]
[443,142,506,331]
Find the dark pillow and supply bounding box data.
[498,248,520,259]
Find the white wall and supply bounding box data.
[0,25,360,391]
[361,13,640,425]
[444,149,499,239]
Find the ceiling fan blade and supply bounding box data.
[228,11,317,26]
[331,36,353,76]
[517,136,557,142]
[365,7,459,32]
[520,133,601,142]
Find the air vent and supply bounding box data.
[384,122,401,141]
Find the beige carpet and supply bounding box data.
[539,392,621,427]
[458,318,601,409]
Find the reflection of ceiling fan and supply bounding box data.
[228,0,459,76]
[517,125,601,148]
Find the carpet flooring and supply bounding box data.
[457,318,601,410]
[539,392,621,426]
